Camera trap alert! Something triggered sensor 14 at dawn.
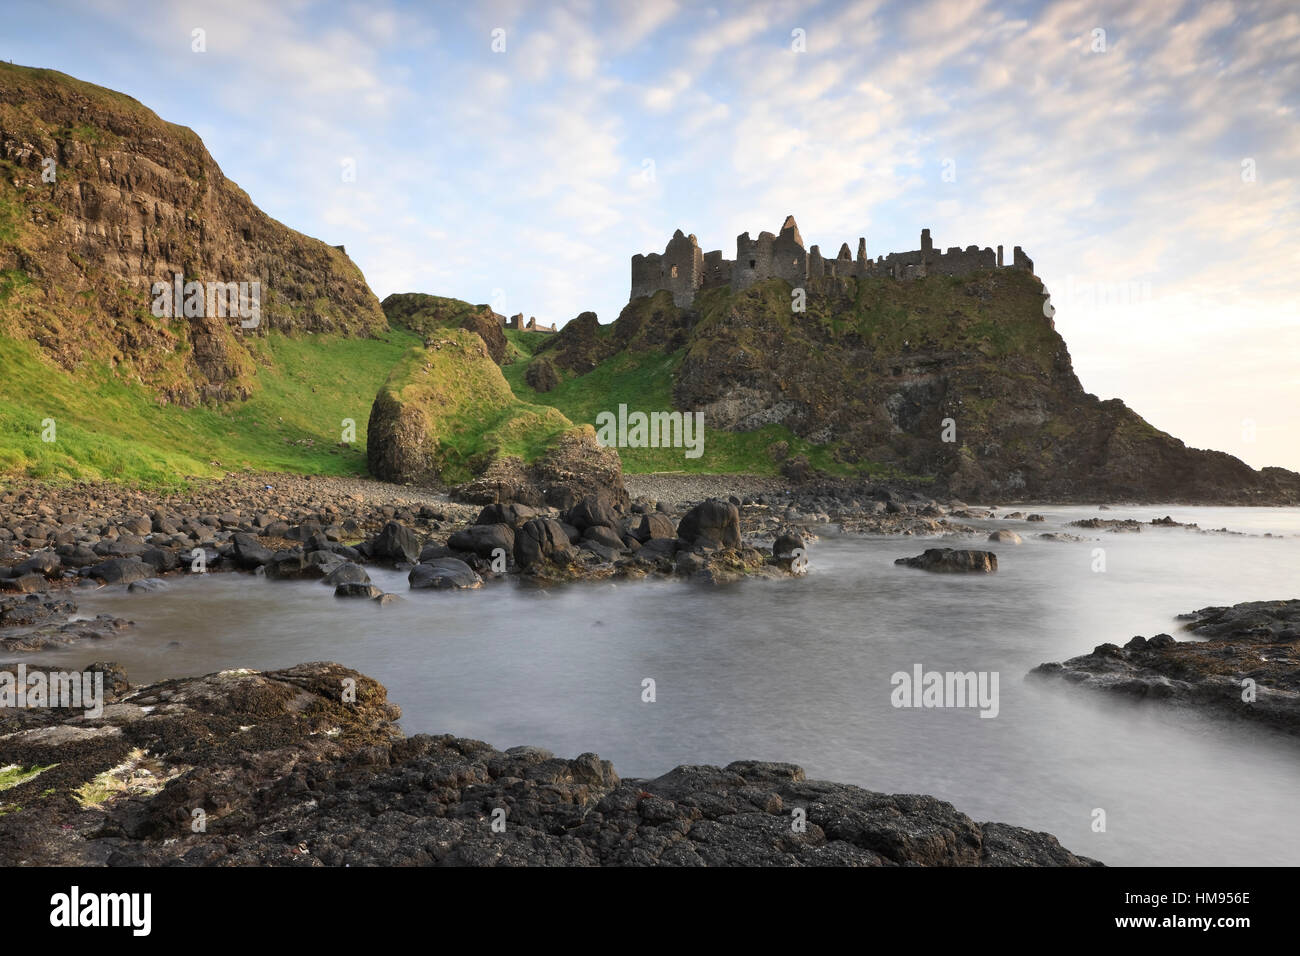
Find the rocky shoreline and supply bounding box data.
[0,660,1098,866]
[0,472,1016,651]
[1030,600,1300,736]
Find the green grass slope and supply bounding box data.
[0,328,419,490]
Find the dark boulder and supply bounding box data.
[371,522,420,563]
[474,503,539,528]
[678,499,742,550]
[16,552,61,578]
[773,533,805,558]
[335,583,384,599]
[323,563,371,588]
[230,533,274,569]
[88,557,152,585]
[525,356,560,392]
[514,518,572,568]
[140,547,180,572]
[409,558,482,590]
[447,524,515,560]
[582,525,625,551]
[630,513,675,542]
[265,550,308,579]
[418,543,458,563]
[0,572,47,593]
[566,495,618,532]
[894,549,997,573]
[55,544,99,568]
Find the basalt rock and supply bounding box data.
[677,499,742,550]
[0,662,1100,867]
[371,522,421,564]
[630,513,676,542]
[895,548,997,573]
[447,524,515,560]
[513,518,573,569]
[1030,599,1300,736]
[408,557,482,590]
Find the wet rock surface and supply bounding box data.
[0,662,1099,867]
[895,548,998,573]
[2,477,868,649]
[1030,600,1300,736]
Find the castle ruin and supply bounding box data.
[630,216,1034,307]
[504,313,557,333]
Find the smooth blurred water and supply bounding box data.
[51,504,1300,866]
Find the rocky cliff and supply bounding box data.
[0,63,387,405]
[529,272,1300,503]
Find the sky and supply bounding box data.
[6,0,1299,471]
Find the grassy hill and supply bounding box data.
[0,328,419,489]
[0,62,398,489]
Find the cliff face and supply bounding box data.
[535,271,1300,503]
[0,63,387,405]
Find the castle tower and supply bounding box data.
[779,214,804,248]
[771,216,807,285]
[663,229,704,306]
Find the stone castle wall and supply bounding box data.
[631,217,1035,306]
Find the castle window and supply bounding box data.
[749,260,756,269]
[671,265,678,278]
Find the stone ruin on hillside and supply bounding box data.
[630,216,1035,307]
[502,314,557,333]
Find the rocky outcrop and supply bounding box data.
[452,427,628,511]
[1030,600,1300,736]
[365,330,572,488]
[525,356,559,392]
[458,309,508,365]
[513,274,1300,504]
[677,498,742,549]
[895,548,998,573]
[0,662,1099,866]
[408,557,481,589]
[0,63,387,405]
[513,517,573,569]
[379,293,509,364]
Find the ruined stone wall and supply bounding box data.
[630,221,1035,306]
[701,250,732,290]
[631,252,663,300]
[807,245,825,279]
[931,245,998,276]
[770,234,807,285]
